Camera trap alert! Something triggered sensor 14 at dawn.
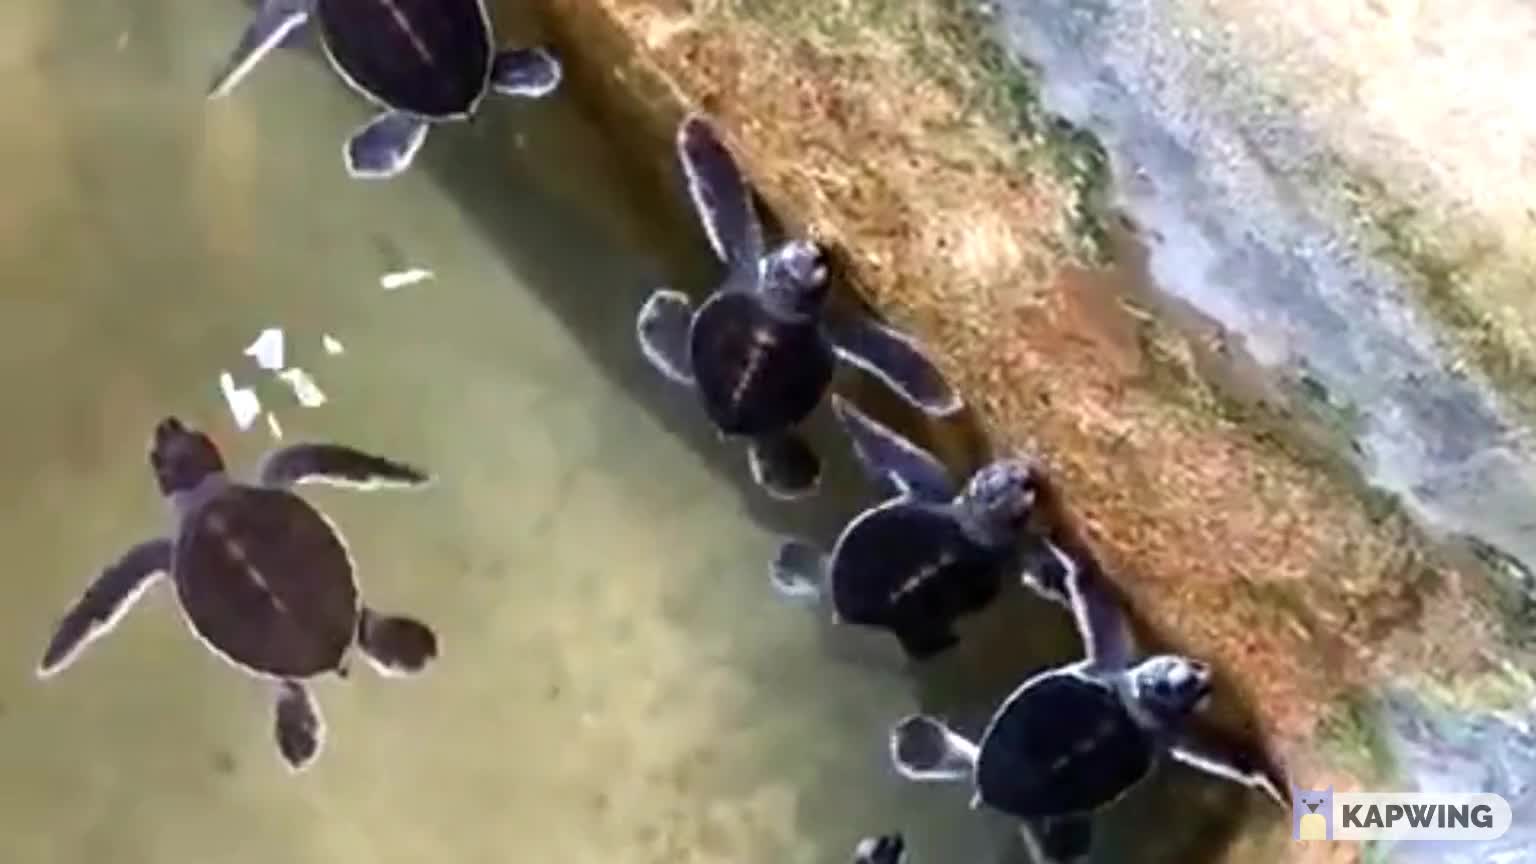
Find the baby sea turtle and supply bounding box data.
[208,0,562,179]
[635,114,960,499]
[887,549,1286,861]
[853,833,907,864]
[769,396,1050,660]
[37,417,439,772]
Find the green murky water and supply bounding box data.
[0,1,1270,862]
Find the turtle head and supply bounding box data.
[149,417,225,496]
[954,458,1038,547]
[758,239,829,319]
[1129,654,1213,728]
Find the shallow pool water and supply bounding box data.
[0,1,1270,862]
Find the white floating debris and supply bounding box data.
[218,371,262,430]
[265,412,284,440]
[322,333,345,355]
[380,267,435,291]
[244,327,286,371]
[278,367,328,408]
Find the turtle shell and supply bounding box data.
[315,0,492,119]
[829,500,1004,630]
[974,671,1156,818]
[172,485,359,679]
[689,290,835,437]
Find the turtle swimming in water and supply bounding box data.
[635,113,961,499]
[36,417,439,772]
[770,396,1059,660]
[208,0,563,179]
[887,548,1286,862]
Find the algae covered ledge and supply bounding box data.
[522,0,1521,859]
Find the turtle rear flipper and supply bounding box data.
[207,0,311,99]
[769,538,827,605]
[37,538,171,678]
[274,680,324,772]
[257,443,430,490]
[890,617,958,661]
[345,112,430,180]
[889,714,978,782]
[830,395,956,502]
[825,313,961,418]
[676,114,765,269]
[1020,815,1094,864]
[491,48,562,98]
[636,289,697,386]
[747,431,819,499]
[357,609,439,677]
[853,834,906,864]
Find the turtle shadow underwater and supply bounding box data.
[250,11,1285,863]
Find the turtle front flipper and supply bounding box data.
[37,538,171,678]
[257,443,430,490]
[207,0,311,99]
[1017,537,1077,609]
[357,608,439,677]
[676,114,766,269]
[636,289,697,386]
[889,714,978,782]
[1168,732,1289,808]
[824,313,961,418]
[491,48,562,98]
[769,538,828,605]
[830,395,957,502]
[1019,815,1094,864]
[747,431,820,499]
[274,680,325,772]
[1060,555,1133,672]
[345,111,431,180]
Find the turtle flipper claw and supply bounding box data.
[830,396,956,502]
[345,111,430,180]
[207,0,310,99]
[357,609,438,677]
[676,114,765,268]
[491,47,562,98]
[748,431,819,500]
[274,680,324,772]
[257,443,430,490]
[769,538,827,604]
[826,314,961,418]
[636,289,697,386]
[37,538,171,679]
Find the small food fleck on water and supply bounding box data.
[278,368,327,407]
[380,268,434,291]
[322,334,345,355]
[244,327,285,371]
[218,371,261,430]
[265,412,284,440]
